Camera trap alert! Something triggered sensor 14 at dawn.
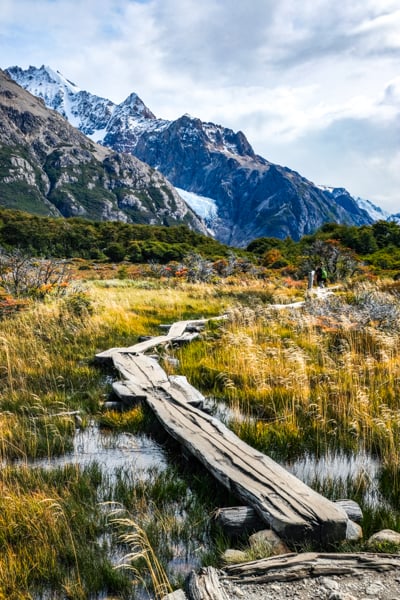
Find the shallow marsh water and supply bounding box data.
[28,424,203,599]
[286,449,383,507]
[26,415,393,598]
[30,423,167,479]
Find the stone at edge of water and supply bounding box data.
[162,589,188,600]
[221,549,248,564]
[335,499,363,523]
[367,529,400,547]
[346,519,363,541]
[248,529,290,555]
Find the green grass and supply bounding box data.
[1,275,400,595]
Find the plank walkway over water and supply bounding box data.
[95,317,347,545]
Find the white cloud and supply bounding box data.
[0,0,399,212]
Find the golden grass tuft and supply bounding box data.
[174,282,400,465]
[109,509,173,600]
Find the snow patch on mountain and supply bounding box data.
[175,188,218,232]
[7,65,117,137]
[7,64,384,244]
[317,185,390,223]
[355,197,390,222]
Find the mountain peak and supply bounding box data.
[119,92,156,120]
[0,68,207,233]
[7,64,379,246]
[7,64,80,95]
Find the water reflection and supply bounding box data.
[28,424,167,478]
[286,449,382,507]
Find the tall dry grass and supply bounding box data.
[174,282,400,471]
[3,274,400,592]
[0,278,233,596]
[109,508,173,600]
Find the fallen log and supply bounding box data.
[222,552,400,584]
[106,352,347,544]
[213,506,265,537]
[147,375,348,545]
[213,503,362,538]
[97,314,349,546]
[186,567,229,600]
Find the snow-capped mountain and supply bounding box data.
[317,186,390,222]
[7,64,377,246]
[355,197,390,222]
[6,65,116,135]
[0,68,207,232]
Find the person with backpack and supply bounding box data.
[315,265,328,288]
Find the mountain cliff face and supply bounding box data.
[7,65,373,246]
[0,68,207,232]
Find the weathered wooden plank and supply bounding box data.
[95,316,226,362]
[169,375,206,409]
[96,314,348,546]
[167,321,192,337]
[96,318,208,361]
[171,332,200,346]
[145,383,347,544]
[186,567,230,600]
[111,353,170,388]
[96,332,173,359]
[214,501,362,537]
[222,552,400,584]
[111,381,147,405]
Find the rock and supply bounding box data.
[365,581,386,595]
[248,529,290,555]
[346,519,363,541]
[221,549,248,564]
[367,529,400,548]
[162,590,188,600]
[214,506,265,537]
[102,401,122,411]
[319,576,339,592]
[335,499,363,523]
[0,69,207,234]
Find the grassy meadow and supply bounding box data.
[1,269,400,597]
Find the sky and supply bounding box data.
[1,0,400,213]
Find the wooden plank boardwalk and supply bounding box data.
[95,317,347,546]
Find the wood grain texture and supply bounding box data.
[96,316,348,545]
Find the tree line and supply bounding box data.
[248,220,400,274]
[0,208,232,262]
[0,208,399,274]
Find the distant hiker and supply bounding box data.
[315,265,328,288]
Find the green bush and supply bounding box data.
[62,291,94,317]
[105,242,126,262]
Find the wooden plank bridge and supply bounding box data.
[96,317,348,546]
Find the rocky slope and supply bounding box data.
[0,68,207,232]
[6,65,374,246]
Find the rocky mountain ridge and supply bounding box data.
[0,68,207,232]
[6,64,376,246]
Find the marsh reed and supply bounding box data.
[0,279,232,597]
[2,275,400,595]
[171,280,400,537]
